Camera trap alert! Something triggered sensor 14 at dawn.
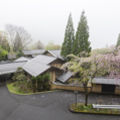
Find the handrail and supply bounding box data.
[93,104,120,109]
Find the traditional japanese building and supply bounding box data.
[22,55,64,82]
[23,49,45,58]
[0,61,26,85]
[43,50,64,59]
[92,78,120,94]
[55,75,120,95]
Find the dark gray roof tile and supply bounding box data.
[92,77,120,85]
[57,71,73,83]
[23,55,56,77]
[0,62,26,75]
[23,49,45,55]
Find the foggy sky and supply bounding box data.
[0,0,120,49]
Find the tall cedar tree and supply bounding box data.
[61,14,74,58]
[116,33,120,48]
[73,11,91,56]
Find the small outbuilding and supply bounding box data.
[92,78,120,94]
[23,49,45,58]
[55,75,120,95]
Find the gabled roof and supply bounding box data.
[43,50,64,60]
[23,49,45,56]
[57,71,73,83]
[23,55,56,77]
[0,61,26,75]
[15,57,30,62]
[92,78,120,86]
[23,64,50,77]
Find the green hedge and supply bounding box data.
[0,45,8,60]
[32,73,51,92]
[12,68,51,93]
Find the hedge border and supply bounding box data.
[69,103,120,116]
[7,83,61,96]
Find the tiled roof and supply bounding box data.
[92,77,120,85]
[23,55,56,77]
[57,71,73,83]
[23,49,45,55]
[44,50,64,60]
[15,57,30,62]
[0,62,26,75]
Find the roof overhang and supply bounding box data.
[92,78,120,86]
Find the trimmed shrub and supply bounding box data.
[31,73,51,92]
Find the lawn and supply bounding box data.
[7,81,56,95]
[7,82,33,95]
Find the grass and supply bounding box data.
[7,82,56,95]
[70,103,120,115]
[7,82,33,95]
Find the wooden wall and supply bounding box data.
[92,84,102,93]
[51,83,91,92]
[51,83,120,95]
[50,71,56,82]
[115,86,120,94]
[50,59,64,69]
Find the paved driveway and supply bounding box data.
[0,86,120,120]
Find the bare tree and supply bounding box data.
[33,40,44,49]
[13,32,22,52]
[6,24,32,52]
[5,25,16,52]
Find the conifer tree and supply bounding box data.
[116,33,120,48]
[73,11,91,56]
[61,13,74,58]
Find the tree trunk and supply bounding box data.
[84,83,89,106]
[85,92,88,106]
[36,79,37,92]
